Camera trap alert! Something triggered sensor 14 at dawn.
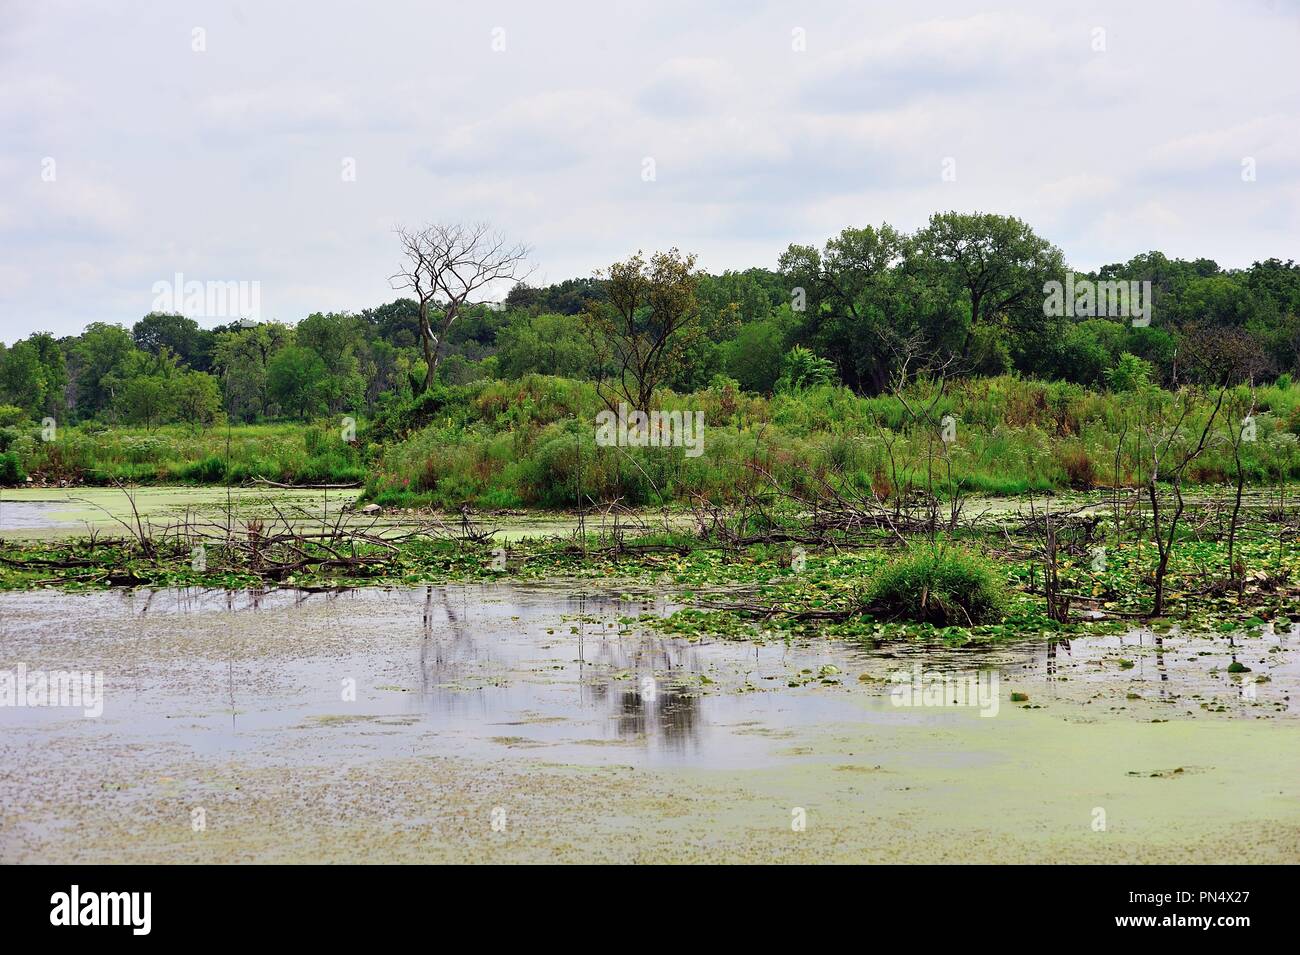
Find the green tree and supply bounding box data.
[169,370,223,430]
[24,333,67,417]
[361,298,422,348]
[1245,258,1300,317]
[1168,274,1266,328]
[723,316,790,393]
[268,345,328,419]
[69,323,137,417]
[779,224,916,393]
[117,375,173,428]
[0,340,48,417]
[1046,319,1127,386]
[912,211,1064,365]
[297,311,367,413]
[496,312,598,379]
[133,313,212,370]
[210,322,294,421]
[297,312,364,374]
[581,248,703,412]
[363,339,414,407]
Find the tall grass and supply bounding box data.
[8,374,1300,505]
[864,544,1010,625]
[367,375,1300,509]
[4,420,366,486]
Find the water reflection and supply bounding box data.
[412,584,705,753]
[0,585,1292,770]
[0,500,75,531]
[1045,635,1071,680]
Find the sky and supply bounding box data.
[2,0,1299,343]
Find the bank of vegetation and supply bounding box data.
[6,373,1300,510]
[3,211,1299,505]
[4,213,1300,634]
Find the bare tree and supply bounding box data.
[1139,386,1227,616]
[883,334,967,541]
[391,223,531,391]
[1221,383,1257,594]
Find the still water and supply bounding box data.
[2,582,1296,863]
[1,583,1290,769]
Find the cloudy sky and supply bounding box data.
[2,0,1298,342]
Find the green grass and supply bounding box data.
[4,420,367,487]
[364,374,1300,509]
[864,544,1011,626]
[9,373,1300,507]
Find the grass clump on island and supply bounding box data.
[863,544,1010,626]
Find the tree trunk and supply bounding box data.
[419,305,436,393]
[1227,449,1245,582]
[1153,552,1169,617]
[424,305,459,391]
[1147,477,1166,616]
[960,292,981,362]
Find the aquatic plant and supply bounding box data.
[864,545,1010,626]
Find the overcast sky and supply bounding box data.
[2,0,1298,343]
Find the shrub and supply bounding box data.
[0,405,28,428]
[1105,353,1154,392]
[775,346,837,393]
[864,545,1009,626]
[0,451,27,484]
[366,383,457,443]
[1054,444,1095,489]
[178,454,228,483]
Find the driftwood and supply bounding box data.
[249,476,363,490]
[15,486,504,586]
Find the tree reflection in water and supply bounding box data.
[412,585,706,751]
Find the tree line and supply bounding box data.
[3,211,1299,427]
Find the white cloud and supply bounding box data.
[1,0,1298,341]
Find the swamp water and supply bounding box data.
[1,582,1296,863]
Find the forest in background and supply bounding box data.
[3,211,1300,501]
[4,211,1300,426]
